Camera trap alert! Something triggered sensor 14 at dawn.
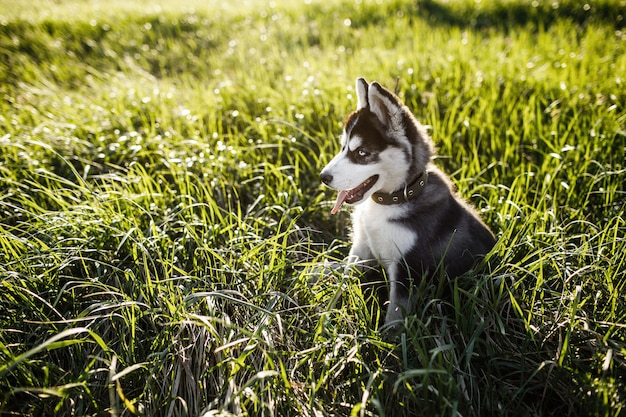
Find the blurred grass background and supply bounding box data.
[0,0,624,415]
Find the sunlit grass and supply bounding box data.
[0,0,625,415]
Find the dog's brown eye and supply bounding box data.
[357,149,368,157]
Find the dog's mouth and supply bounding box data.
[330,175,379,214]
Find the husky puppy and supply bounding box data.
[320,78,496,326]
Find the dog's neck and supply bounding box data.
[371,171,428,205]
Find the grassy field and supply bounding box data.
[0,0,625,415]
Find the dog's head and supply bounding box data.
[320,78,433,214]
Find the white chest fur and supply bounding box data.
[352,201,417,266]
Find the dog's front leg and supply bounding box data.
[344,217,374,274]
[344,239,374,276]
[383,264,412,327]
[325,240,374,311]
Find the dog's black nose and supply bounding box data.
[320,172,333,185]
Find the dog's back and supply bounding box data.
[390,166,496,278]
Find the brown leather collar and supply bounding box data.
[371,171,428,205]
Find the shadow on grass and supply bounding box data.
[343,0,625,31]
[414,0,625,30]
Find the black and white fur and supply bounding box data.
[320,78,496,326]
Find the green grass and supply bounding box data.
[0,0,624,415]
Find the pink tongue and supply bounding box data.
[331,190,349,215]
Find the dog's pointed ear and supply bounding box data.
[356,77,369,110]
[368,81,402,127]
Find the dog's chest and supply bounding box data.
[353,202,417,263]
